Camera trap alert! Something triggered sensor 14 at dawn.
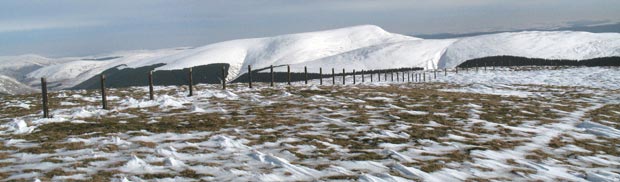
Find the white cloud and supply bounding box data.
[0,20,105,33]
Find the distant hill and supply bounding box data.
[0,25,619,93]
[0,75,36,95]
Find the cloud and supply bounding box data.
[0,19,105,33]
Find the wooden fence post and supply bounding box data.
[100,75,107,110]
[222,66,226,90]
[423,72,426,82]
[332,68,335,85]
[402,71,405,82]
[248,65,252,88]
[188,68,193,96]
[287,65,291,85]
[456,67,459,74]
[384,71,387,81]
[396,72,399,82]
[391,71,394,82]
[270,65,274,87]
[419,73,422,82]
[304,66,308,85]
[148,71,154,100]
[342,68,345,85]
[41,78,49,118]
[434,70,437,79]
[319,67,323,85]
[407,71,410,82]
[370,71,373,82]
[353,69,356,84]
[361,70,365,83]
[444,68,447,76]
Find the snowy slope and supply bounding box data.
[287,39,458,72]
[2,67,620,181]
[0,55,66,81]
[124,25,416,80]
[438,31,620,68]
[1,25,619,91]
[0,75,36,95]
[24,48,186,89]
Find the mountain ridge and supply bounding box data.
[0,25,619,94]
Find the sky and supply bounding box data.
[1,0,619,57]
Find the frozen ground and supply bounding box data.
[0,66,619,181]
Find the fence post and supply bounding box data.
[148,71,154,100]
[370,71,373,82]
[434,70,437,79]
[287,65,291,85]
[423,72,426,82]
[304,66,308,85]
[332,68,335,85]
[342,68,345,85]
[407,71,410,82]
[402,71,405,82]
[361,70,365,83]
[419,73,422,82]
[353,69,356,84]
[248,65,252,88]
[444,68,447,76]
[456,67,459,74]
[270,65,274,87]
[100,74,107,110]
[391,71,394,82]
[319,67,323,85]
[188,68,193,96]
[41,78,49,118]
[222,65,226,90]
[396,72,399,82]
[384,71,387,81]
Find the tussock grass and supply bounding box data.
[0,80,615,181]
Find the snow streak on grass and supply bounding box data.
[1,70,619,181]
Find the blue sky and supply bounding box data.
[1,0,619,57]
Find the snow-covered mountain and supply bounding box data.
[439,31,620,68]
[0,75,36,95]
[0,25,619,94]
